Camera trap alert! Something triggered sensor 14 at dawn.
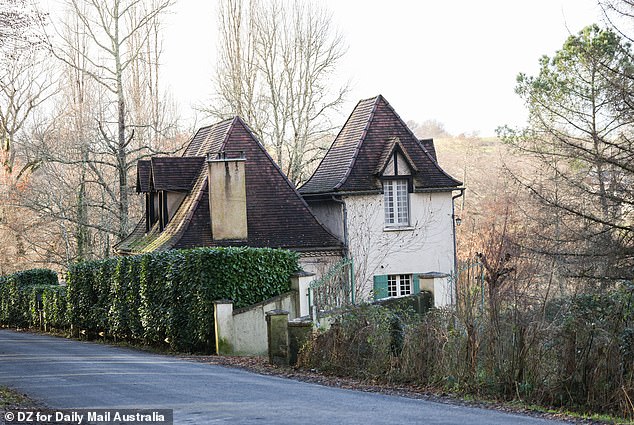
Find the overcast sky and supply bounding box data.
[43,0,604,137]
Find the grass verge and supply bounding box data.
[0,386,37,410]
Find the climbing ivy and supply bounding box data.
[0,269,61,328]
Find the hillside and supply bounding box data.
[435,136,508,213]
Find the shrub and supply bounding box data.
[24,285,68,330]
[2,269,58,287]
[1,247,298,354]
[298,283,634,420]
[0,277,28,327]
[299,303,417,380]
[138,252,171,346]
[540,287,634,416]
[109,256,143,340]
[40,285,68,330]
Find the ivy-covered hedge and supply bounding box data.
[67,247,299,352]
[0,268,58,287]
[0,269,61,328]
[0,248,298,353]
[38,285,69,330]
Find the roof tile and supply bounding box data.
[136,160,151,192]
[150,157,205,192]
[420,139,438,162]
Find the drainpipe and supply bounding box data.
[451,188,465,306]
[330,196,349,257]
[331,196,354,304]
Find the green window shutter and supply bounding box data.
[413,274,420,294]
[373,275,388,300]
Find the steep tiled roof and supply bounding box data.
[299,97,377,194]
[115,217,148,253]
[140,169,210,252]
[299,95,461,195]
[150,157,205,192]
[183,119,233,156]
[116,117,343,254]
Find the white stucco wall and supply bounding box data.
[344,191,455,306]
[229,293,298,356]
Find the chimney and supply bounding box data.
[207,152,248,241]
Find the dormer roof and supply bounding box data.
[136,160,151,193]
[375,137,418,176]
[150,157,206,192]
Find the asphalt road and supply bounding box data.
[0,330,567,425]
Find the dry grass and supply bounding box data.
[0,386,37,410]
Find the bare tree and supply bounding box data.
[600,1,634,41]
[0,0,52,174]
[9,0,181,266]
[206,0,348,185]
[52,0,175,240]
[0,0,47,55]
[0,0,57,272]
[0,48,55,175]
[0,0,182,268]
[125,0,180,152]
[407,119,451,139]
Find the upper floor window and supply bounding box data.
[384,179,409,226]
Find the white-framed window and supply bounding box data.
[383,179,409,226]
[387,274,412,298]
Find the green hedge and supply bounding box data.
[66,247,299,352]
[0,248,298,353]
[0,268,58,287]
[0,269,61,328]
[39,285,69,329]
[24,285,68,330]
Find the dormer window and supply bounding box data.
[376,138,416,228]
[146,192,160,231]
[137,156,206,233]
[384,179,409,226]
